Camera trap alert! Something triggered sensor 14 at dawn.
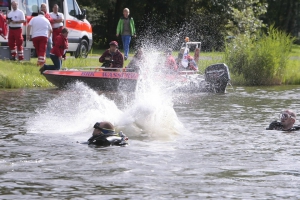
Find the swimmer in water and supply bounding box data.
[266,110,300,131]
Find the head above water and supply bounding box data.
[93,121,115,136]
[280,109,296,130]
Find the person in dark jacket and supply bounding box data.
[116,8,136,60]
[266,110,300,131]
[99,41,124,69]
[39,27,69,73]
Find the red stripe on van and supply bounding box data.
[66,20,92,33]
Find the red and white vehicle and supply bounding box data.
[0,0,92,58]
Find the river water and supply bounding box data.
[1,83,300,199]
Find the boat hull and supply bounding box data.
[43,70,139,91]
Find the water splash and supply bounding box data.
[27,79,183,140]
[27,82,122,135]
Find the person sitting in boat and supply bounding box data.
[99,41,124,70]
[164,48,178,71]
[266,110,300,131]
[126,48,144,72]
[88,121,128,146]
[39,27,69,74]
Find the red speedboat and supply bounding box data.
[43,68,139,91]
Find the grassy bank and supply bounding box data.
[0,46,299,88]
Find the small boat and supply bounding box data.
[43,63,230,93]
[43,40,231,93]
[43,68,139,91]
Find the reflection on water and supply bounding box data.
[1,85,300,199]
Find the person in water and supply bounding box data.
[88,121,128,146]
[99,41,124,69]
[267,110,300,131]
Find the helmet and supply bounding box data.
[109,41,118,47]
[93,121,115,134]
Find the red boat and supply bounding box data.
[43,68,139,91]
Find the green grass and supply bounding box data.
[0,46,300,88]
[0,60,52,88]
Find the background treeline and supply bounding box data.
[77,0,300,50]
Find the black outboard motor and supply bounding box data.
[88,131,128,147]
[205,63,230,93]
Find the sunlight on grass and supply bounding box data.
[0,60,53,88]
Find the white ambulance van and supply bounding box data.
[0,0,93,58]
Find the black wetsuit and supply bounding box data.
[88,132,128,146]
[266,121,300,131]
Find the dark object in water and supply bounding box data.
[266,121,300,131]
[87,131,128,147]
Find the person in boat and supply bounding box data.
[126,48,144,71]
[266,110,300,131]
[88,121,128,146]
[99,41,124,69]
[164,48,178,72]
[39,28,69,74]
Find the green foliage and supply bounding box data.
[0,61,52,88]
[225,25,295,85]
[226,0,267,36]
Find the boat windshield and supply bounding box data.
[19,0,47,16]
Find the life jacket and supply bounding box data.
[0,12,7,39]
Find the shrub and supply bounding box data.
[225,25,295,85]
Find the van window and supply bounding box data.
[0,0,10,7]
[67,0,81,18]
[21,0,46,16]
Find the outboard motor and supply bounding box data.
[204,63,230,93]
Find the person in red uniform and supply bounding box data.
[99,41,124,69]
[39,28,69,74]
[7,1,25,61]
[26,11,52,66]
[41,3,53,58]
[49,4,64,45]
[164,48,178,71]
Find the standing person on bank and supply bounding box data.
[49,4,64,45]
[7,1,25,61]
[116,8,136,61]
[41,3,53,58]
[26,11,52,66]
[39,28,69,74]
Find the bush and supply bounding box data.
[225,25,295,85]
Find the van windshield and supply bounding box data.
[0,0,10,7]
[19,0,46,16]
